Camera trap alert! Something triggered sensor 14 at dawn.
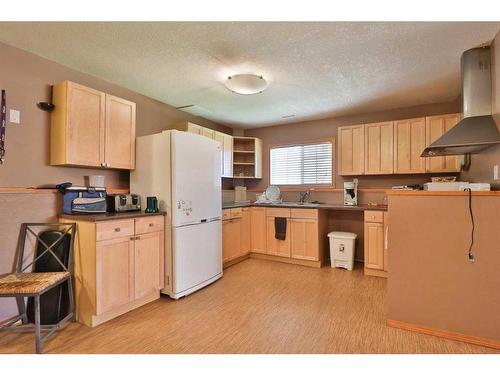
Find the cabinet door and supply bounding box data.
[240,208,251,256]
[394,118,426,173]
[134,231,162,299]
[425,114,461,173]
[201,127,215,139]
[266,217,291,257]
[223,134,233,177]
[364,222,384,270]
[291,218,319,261]
[96,236,134,314]
[104,95,136,169]
[222,219,241,262]
[365,121,394,174]
[214,132,225,177]
[338,125,365,175]
[186,123,202,135]
[66,82,106,167]
[250,207,267,254]
[383,212,389,272]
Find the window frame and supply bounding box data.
[268,137,336,190]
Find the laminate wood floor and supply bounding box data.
[1,259,498,354]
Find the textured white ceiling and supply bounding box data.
[0,22,499,128]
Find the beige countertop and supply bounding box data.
[59,211,166,222]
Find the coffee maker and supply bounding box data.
[343,178,358,206]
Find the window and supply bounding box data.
[270,140,334,186]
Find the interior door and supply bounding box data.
[172,220,222,295]
[104,94,136,169]
[67,82,105,167]
[171,131,222,226]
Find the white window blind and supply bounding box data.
[270,142,333,186]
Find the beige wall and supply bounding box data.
[461,30,500,189]
[0,41,231,189]
[387,194,500,342]
[0,41,231,320]
[243,101,461,191]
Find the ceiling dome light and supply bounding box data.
[225,74,268,95]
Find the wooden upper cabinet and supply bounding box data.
[425,114,461,173]
[201,127,215,139]
[105,95,136,170]
[364,121,394,174]
[338,125,365,175]
[51,81,136,170]
[51,81,105,167]
[393,117,426,174]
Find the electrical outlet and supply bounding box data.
[9,109,20,124]
[494,165,499,180]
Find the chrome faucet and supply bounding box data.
[299,190,311,203]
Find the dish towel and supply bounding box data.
[274,217,287,240]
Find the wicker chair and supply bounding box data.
[0,223,76,354]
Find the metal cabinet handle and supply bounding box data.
[149,223,154,227]
[114,228,121,232]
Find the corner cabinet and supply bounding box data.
[51,81,136,170]
[60,214,164,327]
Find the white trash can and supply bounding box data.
[328,231,357,270]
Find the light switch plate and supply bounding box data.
[9,109,20,124]
[494,165,498,180]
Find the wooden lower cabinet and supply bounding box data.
[222,206,326,267]
[290,218,319,261]
[266,216,291,257]
[240,208,251,254]
[250,207,266,254]
[222,216,241,263]
[96,236,135,314]
[364,210,388,277]
[62,214,165,327]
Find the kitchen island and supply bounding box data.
[386,190,500,349]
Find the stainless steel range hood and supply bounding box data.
[422,46,500,157]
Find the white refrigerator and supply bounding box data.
[131,130,222,299]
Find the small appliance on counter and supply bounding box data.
[343,179,358,206]
[61,185,107,214]
[145,196,159,213]
[106,194,141,212]
[234,186,250,203]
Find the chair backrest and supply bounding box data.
[16,223,76,274]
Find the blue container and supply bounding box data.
[62,186,107,214]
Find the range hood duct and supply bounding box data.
[422,46,500,157]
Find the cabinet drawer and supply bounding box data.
[266,208,291,218]
[223,209,231,221]
[291,208,318,219]
[364,210,384,223]
[96,219,135,241]
[135,215,164,234]
[230,207,243,219]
